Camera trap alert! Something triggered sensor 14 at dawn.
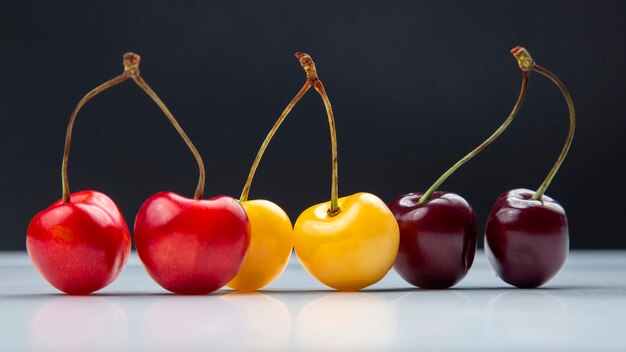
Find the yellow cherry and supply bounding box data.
[233,55,316,291]
[294,192,400,291]
[227,200,293,290]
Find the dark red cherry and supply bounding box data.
[485,188,568,288]
[388,192,476,289]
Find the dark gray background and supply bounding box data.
[1,1,625,250]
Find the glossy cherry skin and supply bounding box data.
[227,199,293,291]
[388,192,477,289]
[26,190,131,295]
[485,188,568,288]
[294,192,399,291]
[134,192,250,294]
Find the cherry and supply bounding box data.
[388,192,476,289]
[485,189,568,288]
[27,190,130,295]
[389,48,531,289]
[25,55,146,294]
[123,55,251,295]
[290,53,399,291]
[135,193,250,294]
[485,46,575,288]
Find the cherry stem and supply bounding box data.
[128,68,205,200]
[312,79,340,216]
[61,53,205,203]
[240,52,340,216]
[530,64,575,200]
[61,70,130,202]
[417,48,532,204]
[240,81,312,202]
[297,52,341,216]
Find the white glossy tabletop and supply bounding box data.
[1,250,625,351]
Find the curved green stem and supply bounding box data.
[125,53,205,199]
[61,74,130,203]
[128,74,205,200]
[530,64,575,200]
[418,48,534,204]
[240,81,313,202]
[312,80,340,215]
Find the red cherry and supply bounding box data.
[26,54,141,295]
[26,190,131,295]
[134,192,250,294]
[485,189,569,288]
[485,47,575,288]
[389,192,476,289]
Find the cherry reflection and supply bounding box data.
[30,296,128,351]
[296,292,396,350]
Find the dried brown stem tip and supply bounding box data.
[295,52,318,81]
[511,46,535,72]
[123,52,141,75]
